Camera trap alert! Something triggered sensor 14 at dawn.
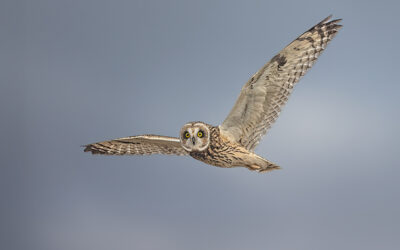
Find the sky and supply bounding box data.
[2,0,400,249]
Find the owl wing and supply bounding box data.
[219,16,342,151]
[83,134,188,156]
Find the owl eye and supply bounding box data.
[197,131,203,138]
[184,132,190,138]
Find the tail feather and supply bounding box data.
[246,155,280,173]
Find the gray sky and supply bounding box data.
[2,0,400,250]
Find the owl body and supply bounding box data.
[84,16,342,173]
[189,125,245,168]
[185,123,277,172]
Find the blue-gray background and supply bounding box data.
[2,0,400,249]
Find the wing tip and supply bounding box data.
[82,144,89,151]
[320,14,343,24]
[320,14,333,24]
[309,15,343,32]
[82,144,101,154]
[83,145,90,152]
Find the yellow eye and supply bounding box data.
[197,131,203,138]
[184,132,190,138]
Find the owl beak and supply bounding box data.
[191,137,196,145]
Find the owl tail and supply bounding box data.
[246,155,280,173]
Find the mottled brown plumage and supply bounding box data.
[188,124,278,172]
[84,16,342,173]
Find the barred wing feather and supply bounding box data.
[84,135,188,156]
[220,16,342,151]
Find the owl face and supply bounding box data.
[180,122,211,152]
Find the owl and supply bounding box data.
[84,16,342,173]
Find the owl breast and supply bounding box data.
[189,126,249,168]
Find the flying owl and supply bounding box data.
[84,16,342,173]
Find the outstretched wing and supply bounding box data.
[84,135,188,156]
[220,16,342,151]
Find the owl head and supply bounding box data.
[179,122,211,152]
